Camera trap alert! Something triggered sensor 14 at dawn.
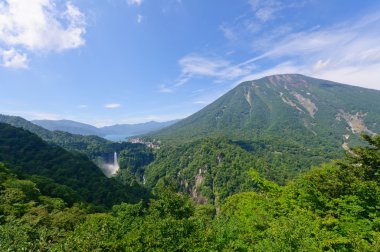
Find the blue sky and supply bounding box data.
[1,0,380,126]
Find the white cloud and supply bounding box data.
[3,110,65,121]
[137,14,143,23]
[159,84,173,93]
[176,55,256,86]
[312,59,331,73]
[0,0,86,68]
[127,0,143,6]
[78,104,88,109]
[219,24,237,41]
[255,6,276,22]
[31,112,64,120]
[120,113,187,124]
[0,48,28,69]
[193,100,209,105]
[104,103,121,109]
[220,0,310,43]
[229,10,380,90]
[175,8,380,95]
[249,0,282,22]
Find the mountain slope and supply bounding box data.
[151,74,380,148]
[0,114,116,158]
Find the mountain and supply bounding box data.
[151,74,380,148]
[0,123,148,207]
[32,119,101,136]
[100,120,180,138]
[32,119,180,140]
[140,74,380,199]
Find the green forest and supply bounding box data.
[1,118,379,251]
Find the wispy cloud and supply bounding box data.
[176,55,256,86]
[193,100,210,105]
[1,110,65,121]
[249,0,312,23]
[104,103,121,109]
[137,14,144,23]
[159,84,174,93]
[232,11,380,89]
[78,105,88,109]
[0,0,86,69]
[0,48,28,69]
[120,113,186,124]
[182,5,380,91]
[249,0,282,22]
[220,0,310,45]
[127,0,143,6]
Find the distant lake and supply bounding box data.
[104,134,131,142]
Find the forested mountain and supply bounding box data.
[136,75,380,204]
[0,123,148,208]
[0,114,112,159]
[152,74,380,148]
[141,136,339,206]
[2,134,380,251]
[32,119,179,139]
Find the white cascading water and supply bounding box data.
[114,152,118,168]
[112,151,120,175]
[100,152,120,178]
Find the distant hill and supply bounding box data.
[32,119,100,136]
[101,120,180,137]
[0,123,148,207]
[32,119,180,140]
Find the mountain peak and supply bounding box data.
[151,75,380,145]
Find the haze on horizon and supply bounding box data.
[1,0,380,127]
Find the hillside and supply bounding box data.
[0,114,112,158]
[0,123,148,207]
[152,74,380,146]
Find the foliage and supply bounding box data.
[0,123,149,208]
[1,115,380,251]
[143,136,334,208]
[0,163,87,251]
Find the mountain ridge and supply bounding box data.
[32,119,180,140]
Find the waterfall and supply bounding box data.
[113,151,120,173]
[99,151,120,178]
[114,152,118,168]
